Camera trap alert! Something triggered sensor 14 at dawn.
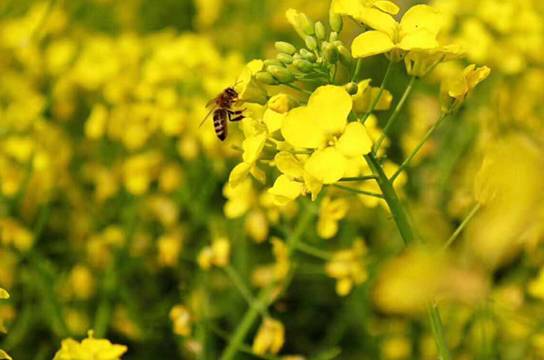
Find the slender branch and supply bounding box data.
[361,59,394,124]
[374,76,416,152]
[390,112,449,183]
[220,202,315,360]
[351,59,363,82]
[443,203,481,250]
[283,83,312,95]
[428,302,451,360]
[332,184,383,199]
[338,175,377,182]
[295,242,331,261]
[224,265,268,317]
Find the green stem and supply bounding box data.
[220,202,315,360]
[390,112,449,183]
[442,203,481,250]
[364,153,414,246]
[332,184,383,199]
[338,176,377,182]
[283,83,312,95]
[295,242,331,260]
[361,59,394,124]
[351,59,363,82]
[219,287,274,360]
[428,302,451,360]
[225,266,267,317]
[374,76,416,152]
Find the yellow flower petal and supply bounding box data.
[399,4,443,38]
[307,85,352,136]
[242,133,267,164]
[304,147,346,184]
[0,289,8,300]
[397,29,439,51]
[374,1,399,15]
[263,109,285,133]
[268,175,303,206]
[274,151,305,178]
[228,162,251,187]
[351,31,395,59]
[281,107,323,148]
[336,122,372,157]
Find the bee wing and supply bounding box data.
[199,105,217,128]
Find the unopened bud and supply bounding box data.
[315,22,326,41]
[345,82,358,95]
[264,59,283,68]
[329,32,339,42]
[337,45,352,65]
[323,42,338,64]
[286,9,314,38]
[256,71,279,85]
[329,12,343,33]
[304,36,318,51]
[299,49,316,62]
[275,41,297,55]
[293,59,313,73]
[277,53,293,65]
[267,65,295,83]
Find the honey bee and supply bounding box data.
[200,86,245,141]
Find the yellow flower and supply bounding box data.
[331,0,399,36]
[351,5,443,61]
[351,79,393,114]
[169,305,192,337]
[281,85,372,185]
[317,196,349,239]
[528,268,544,300]
[53,331,127,360]
[325,240,368,296]
[252,318,285,356]
[268,175,304,206]
[440,64,491,112]
[197,237,231,270]
[235,60,269,104]
[228,132,267,187]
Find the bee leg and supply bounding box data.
[229,115,245,122]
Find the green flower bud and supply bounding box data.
[264,59,283,68]
[329,32,338,42]
[256,71,279,85]
[323,42,338,64]
[337,45,352,65]
[345,82,358,95]
[274,41,297,55]
[299,49,316,62]
[329,12,343,33]
[286,9,314,38]
[293,59,313,73]
[267,65,295,83]
[293,53,302,61]
[304,36,318,51]
[277,53,293,65]
[315,21,326,41]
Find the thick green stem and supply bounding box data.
[364,153,414,246]
[374,76,416,152]
[428,302,451,360]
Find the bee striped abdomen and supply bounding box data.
[213,108,228,141]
